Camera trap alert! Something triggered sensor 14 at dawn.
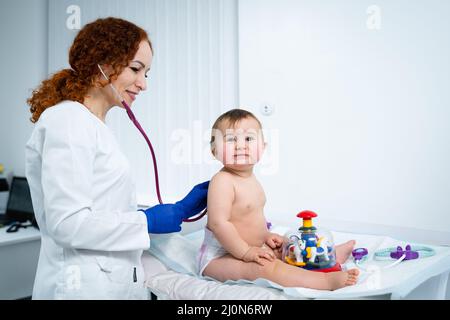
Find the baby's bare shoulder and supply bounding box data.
[209,171,235,192]
[208,171,236,204]
[211,170,234,183]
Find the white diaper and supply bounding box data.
[197,228,228,275]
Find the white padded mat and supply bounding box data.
[146,226,450,299]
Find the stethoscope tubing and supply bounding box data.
[97,64,207,222]
[122,99,207,222]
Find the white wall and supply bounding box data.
[0,0,48,180]
[239,0,450,243]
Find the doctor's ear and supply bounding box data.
[94,74,109,89]
[98,64,114,76]
[95,64,114,86]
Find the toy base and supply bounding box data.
[310,262,342,273]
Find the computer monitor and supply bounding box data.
[5,177,35,223]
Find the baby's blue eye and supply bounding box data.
[246,136,255,142]
[225,136,236,142]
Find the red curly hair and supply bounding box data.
[27,17,152,123]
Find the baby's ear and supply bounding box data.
[261,141,268,152]
[211,145,217,157]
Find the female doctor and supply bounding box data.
[25,17,208,299]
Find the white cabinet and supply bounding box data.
[0,227,40,299]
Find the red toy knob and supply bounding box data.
[297,210,317,219]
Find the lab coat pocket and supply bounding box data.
[95,257,130,284]
[94,256,136,299]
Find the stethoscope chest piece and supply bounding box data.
[352,247,368,262]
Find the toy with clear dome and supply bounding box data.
[282,210,342,272]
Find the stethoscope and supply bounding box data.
[351,244,435,272]
[97,64,206,222]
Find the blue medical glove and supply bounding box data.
[140,204,185,234]
[175,180,209,217]
[140,181,209,234]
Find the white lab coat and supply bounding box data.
[25,101,151,299]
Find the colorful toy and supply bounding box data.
[282,210,342,273]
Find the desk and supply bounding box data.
[0,226,40,299]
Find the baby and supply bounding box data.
[197,108,359,290]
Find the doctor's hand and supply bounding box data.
[175,180,210,218]
[140,204,186,234]
[140,180,210,234]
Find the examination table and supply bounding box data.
[142,226,450,300]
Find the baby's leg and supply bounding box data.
[335,240,356,264]
[203,254,359,290]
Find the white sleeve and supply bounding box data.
[40,109,150,251]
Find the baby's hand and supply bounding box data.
[241,246,275,266]
[265,233,285,250]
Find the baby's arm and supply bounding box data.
[207,172,274,265]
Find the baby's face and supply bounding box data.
[213,117,265,169]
